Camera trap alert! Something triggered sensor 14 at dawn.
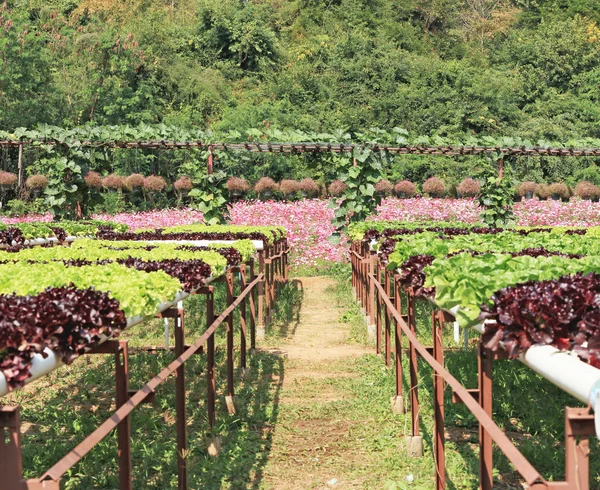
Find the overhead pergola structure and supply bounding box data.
[2,139,600,156]
[3,139,600,179]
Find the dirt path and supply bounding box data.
[259,277,373,490]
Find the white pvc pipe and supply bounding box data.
[443,304,600,435]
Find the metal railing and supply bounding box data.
[0,241,289,490]
[351,241,596,490]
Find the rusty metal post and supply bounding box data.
[375,260,382,355]
[240,265,248,370]
[391,275,404,413]
[368,252,375,325]
[433,312,446,490]
[115,340,132,490]
[478,343,493,490]
[249,260,257,349]
[384,269,391,367]
[352,243,356,295]
[225,271,236,413]
[206,288,216,428]
[207,145,213,174]
[407,292,421,440]
[174,309,187,490]
[0,406,24,488]
[257,250,265,339]
[264,247,271,327]
[564,407,592,490]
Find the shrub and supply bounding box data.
[537,184,552,200]
[5,199,29,217]
[299,178,319,196]
[394,180,417,197]
[0,171,17,186]
[279,179,300,196]
[125,173,145,189]
[143,175,167,192]
[549,182,570,199]
[102,174,124,190]
[422,177,446,197]
[575,181,600,200]
[456,178,481,197]
[226,177,250,193]
[517,181,539,197]
[84,171,103,188]
[25,174,48,189]
[254,177,278,194]
[328,180,347,196]
[374,179,393,195]
[174,176,193,191]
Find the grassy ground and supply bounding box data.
[2,265,599,489]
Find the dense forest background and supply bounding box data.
[1,0,600,215]
[2,0,600,139]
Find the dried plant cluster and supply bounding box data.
[422,177,446,197]
[226,177,251,193]
[394,180,417,197]
[143,175,167,192]
[328,180,347,196]
[25,174,48,189]
[0,171,17,186]
[456,178,481,197]
[374,179,393,195]
[174,176,193,191]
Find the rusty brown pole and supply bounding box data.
[368,252,376,325]
[0,406,25,488]
[226,271,235,399]
[240,265,248,370]
[478,343,493,490]
[433,312,446,490]
[249,260,257,349]
[408,291,420,437]
[375,261,382,355]
[174,309,187,490]
[565,407,592,490]
[497,158,504,180]
[264,247,271,327]
[393,275,404,403]
[257,250,265,337]
[207,145,213,175]
[115,340,132,490]
[206,288,216,428]
[384,269,391,367]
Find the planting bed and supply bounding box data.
[351,221,600,488]
[0,223,285,393]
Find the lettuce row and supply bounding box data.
[0,262,182,318]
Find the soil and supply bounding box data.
[259,276,371,489]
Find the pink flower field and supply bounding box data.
[4,198,600,268]
[227,199,348,268]
[91,208,205,230]
[375,197,600,227]
[373,197,482,223]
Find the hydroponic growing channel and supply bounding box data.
[350,222,600,489]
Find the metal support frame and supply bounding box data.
[240,265,248,370]
[478,343,493,490]
[407,290,420,438]
[393,275,404,406]
[0,266,269,490]
[356,249,598,489]
[206,287,216,429]
[384,269,392,367]
[433,311,446,490]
